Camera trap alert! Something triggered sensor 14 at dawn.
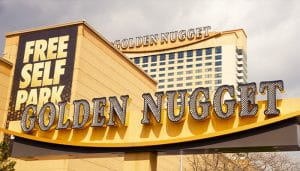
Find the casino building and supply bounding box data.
[117,28,247,96]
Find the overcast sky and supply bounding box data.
[1,0,300,162]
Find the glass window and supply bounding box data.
[159,79,165,83]
[196,49,202,56]
[168,72,174,76]
[215,80,222,84]
[186,82,192,86]
[205,68,212,72]
[169,53,175,60]
[159,68,165,71]
[215,61,222,66]
[205,74,212,78]
[205,56,212,60]
[177,83,183,87]
[168,78,174,82]
[168,67,174,70]
[178,60,184,63]
[186,76,193,80]
[151,55,157,62]
[158,85,164,89]
[187,59,193,62]
[196,57,202,61]
[151,63,157,66]
[196,63,202,67]
[215,46,222,54]
[215,73,222,78]
[205,62,212,66]
[187,64,193,68]
[150,74,156,78]
[196,69,202,73]
[160,62,165,65]
[187,50,193,57]
[186,70,193,74]
[177,71,183,75]
[143,56,148,63]
[205,80,212,84]
[167,84,174,88]
[215,67,222,72]
[196,75,202,79]
[177,77,183,81]
[169,61,175,64]
[206,48,212,55]
[177,66,183,69]
[160,54,166,61]
[178,51,184,59]
[142,64,148,67]
[150,69,156,72]
[215,55,222,60]
[134,57,140,64]
[159,73,165,77]
[144,70,148,72]
[196,81,202,85]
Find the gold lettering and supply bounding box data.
[19,64,32,88]
[57,35,69,58]
[31,62,44,87]
[23,41,35,63]
[53,59,66,84]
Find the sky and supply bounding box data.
[0,0,300,161]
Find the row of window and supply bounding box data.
[158,79,222,89]
[136,55,222,68]
[153,73,222,81]
[132,47,222,64]
[147,67,222,78]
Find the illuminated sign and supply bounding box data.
[112,26,212,50]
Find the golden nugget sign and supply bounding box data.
[112,26,212,50]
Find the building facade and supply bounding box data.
[119,29,247,97]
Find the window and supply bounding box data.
[215,46,222,54]
[215,67,222,72]
[167,84,174,88]
[168,78,174,82]
[196,63,202,67]
[187,64,193,68]
[159,68,165,71]
[151,55,157,62]
[196,57,202,61]
[178,60,184,63]
[177,71,183,75]
[196,69,202,73]
[205,80,212,84]
[205,68,212,72]
[168,72,174,76]
[205,62,212,66]
[205,74,212,78]
[151,63,157,66]
[215,80,222,84]
[196,81,202,85]
[186,70,193,74]
[177,77,183,81]
[144,70,148,72]
[160,62,165,65]
[177,66,183,69]
[134,57,140,64]
[159,79,164,83]
[158,85,164,89]
[187,59,193,62]
[215,55,222,60]
[205,56,212,60]
[187,50,193,57]
[215,61,222,66]
[178,51,184,59]
[215,73,222,78]
[159,73,165,77]
[186,76,193,80]
[206,48,212,55]
[177,83,183,87]
[143,56,148,63]
[196,49,202,56]
[142,64,148,67]
[150,75,156,78]
[150,69,156,72]
[169,53,175,60]
[196,75,202,79]
[186,82,192,86]
[160,54,166,61]
[169,61,175,64]
[168,67,174,70]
